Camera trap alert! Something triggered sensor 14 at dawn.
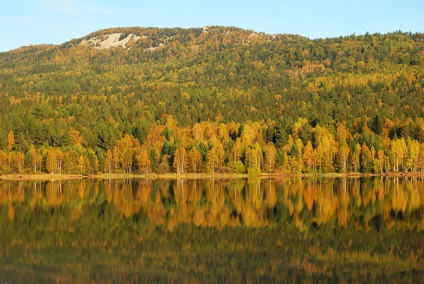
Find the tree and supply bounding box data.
[390,137,407,172]
[173,146,187,173]
[405,138,420,172]
[149,148,160,173]
[218,123,230,145]
[336,122,349,143]
[56,148,64,173]
[337,143,350,173]
[28,144,41,173]
[46,148,58,173]
[78,155,86,174]
[263,142,277,173]
[13,152,25,173]
[349,143,361,173]
[245,147,259,173]
[252,142,263,172]
[158,154,171,174]
[230,138,242,163]
[136,149,151,174]
[360,143,373,173]
[241,124,255,149]
[115,135,135,173]
[105,149,114,174]
[113,134,141,173]
[0,151,8,172]
[45,147,64,174]
[205,147,219,173]
[63,147,79,174]
[418,143,424,173]
[316,132,336,173]
[188,147,202,173]
[113,148,120,172]
[7,131,15,152]
[374,150,386,174]
[86,149,99,174]
[216,142,225,172]
[302,140,316,172]
[291,117,308,140]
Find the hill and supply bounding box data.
[0,27,423,175]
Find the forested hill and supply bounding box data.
[0,27,423,175]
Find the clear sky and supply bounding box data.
[0,0,423,52]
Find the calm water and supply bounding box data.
[0,177,423,283]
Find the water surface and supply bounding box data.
[1,177,423,282]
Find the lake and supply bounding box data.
[0,177,423,282]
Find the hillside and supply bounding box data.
[0,27,423,175]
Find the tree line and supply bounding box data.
[1,117,424,175]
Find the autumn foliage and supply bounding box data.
[0,27,423,175]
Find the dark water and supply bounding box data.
[0,177,423,283]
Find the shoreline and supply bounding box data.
[1,171,423,181]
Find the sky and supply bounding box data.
[0,0,423,52]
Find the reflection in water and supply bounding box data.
[0,177,423,282]
[3,177,422,229]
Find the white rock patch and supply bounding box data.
[80,33,141,49]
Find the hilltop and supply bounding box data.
[1,26,303,63]
[0,27,423,175]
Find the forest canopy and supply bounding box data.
[0,27,423,175]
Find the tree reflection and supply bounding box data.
[0,177,423,229]
[1,177,423,283]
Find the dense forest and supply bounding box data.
[0,26,423,175]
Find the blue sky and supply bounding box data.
[0,0,423,52]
